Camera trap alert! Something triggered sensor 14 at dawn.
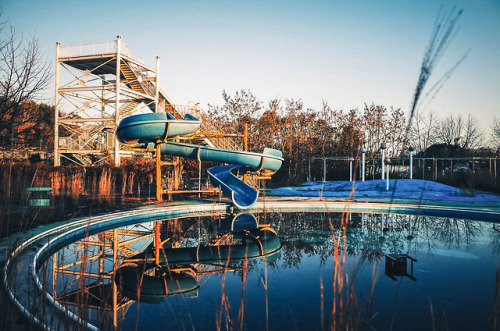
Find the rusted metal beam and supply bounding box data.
[59,118,115,123]
[57,252,103,270]
[156,143,163,202]
[155,221,160,266]
[162,188,219,195]
[52,269,111,279]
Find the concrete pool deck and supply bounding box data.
[1,195,499,330]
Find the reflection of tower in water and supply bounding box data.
[47,212,281,328]
[49,221,157,328]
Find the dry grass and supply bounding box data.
[0,161,156,238]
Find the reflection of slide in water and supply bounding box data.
[115,217,281,303]
[115,265,199,303]
[230,211,259,231]
[117,112,283,208]
[154,227,281,265]
[126,226,281,266]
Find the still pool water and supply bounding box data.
[41,212,500,330]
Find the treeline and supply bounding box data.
[1,89,498,186]
[0,101,54,149]
[208,90,497,183]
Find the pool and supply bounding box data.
[29,209,500,330]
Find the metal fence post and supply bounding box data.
[323,157,326,183]
[372,158,375,180]
[433,158,437,181]
[409,147,414,179]
[381,148,385,179]
[349,158,354,182]
[386,163,389,190]
[308,158,311,181]
[361,149,366,182]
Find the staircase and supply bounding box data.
[120,62,155,96]
[64,122,111,150]
[104,232,137,258]
[119,101,140,119]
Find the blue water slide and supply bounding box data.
[116,113,283,208]
[208,165,259,209]
[158,142,283,172]
[157,142,283,208]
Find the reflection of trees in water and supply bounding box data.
[489,225,500,256]
[166,215,239,247]
[411,216,485,256]
[153,213,494,270]
[258,212,493,268]
[432,218,482,249]
[160,217,196,247]
[263,212,335,268]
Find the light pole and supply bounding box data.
[409,146,415,179]
[385,157,391,190]
[360,148,367,182]
[380,142,387,180]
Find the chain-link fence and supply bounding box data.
[307,156,499,191]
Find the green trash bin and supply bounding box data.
[26,187,53,207]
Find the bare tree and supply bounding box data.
[436,114,463,146]
[462,114,483,149]
[386,106,407,156]
[337,108,363,156]
[0,15,51,147]
[361,103,387,155]
[409,109,438,153]
[436,113,483,149]
[492,117,500,150]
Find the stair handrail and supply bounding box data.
[120,61,156,97]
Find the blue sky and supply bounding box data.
[3,0,500,134]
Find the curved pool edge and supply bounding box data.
[3,202,231,331]
[3,198,499,330]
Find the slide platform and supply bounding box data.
[116,112,200,145]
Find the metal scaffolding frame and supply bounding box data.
[51,223,155,328]
[54,36,161,166]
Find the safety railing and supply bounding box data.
[124,62,156,97]
[166,104,241,150]
[60,122,110,150]
[59,40,143,64]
